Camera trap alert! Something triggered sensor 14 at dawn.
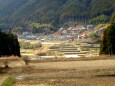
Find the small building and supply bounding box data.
[53,32,63,36]
[78,33,88,39]
[76,25,86,30]
[67,27,73,31]
[87,25,93,29]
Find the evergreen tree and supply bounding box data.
[100,12,115,55]
[0,30,21,57]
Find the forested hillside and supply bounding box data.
[0,0,115,31]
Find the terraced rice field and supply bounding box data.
[49,43,99,57]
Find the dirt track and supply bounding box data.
[29,59,115,70]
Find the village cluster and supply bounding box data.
[17,25,95,42]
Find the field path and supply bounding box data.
[29,59,115,70]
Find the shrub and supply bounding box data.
[20,41,42,49]
[89,32,96,38]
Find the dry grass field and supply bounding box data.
[1,55,115,86]
[13,66,115,86]
[14,77,115,86]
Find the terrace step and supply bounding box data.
[63,52,87,54]
[60,50,80,52]
[61,47,78,48]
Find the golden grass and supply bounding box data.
[21,46,50,56]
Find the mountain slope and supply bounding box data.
[90,0,115,17]
[0,0,114,30]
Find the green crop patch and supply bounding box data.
[1,77,16,86]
